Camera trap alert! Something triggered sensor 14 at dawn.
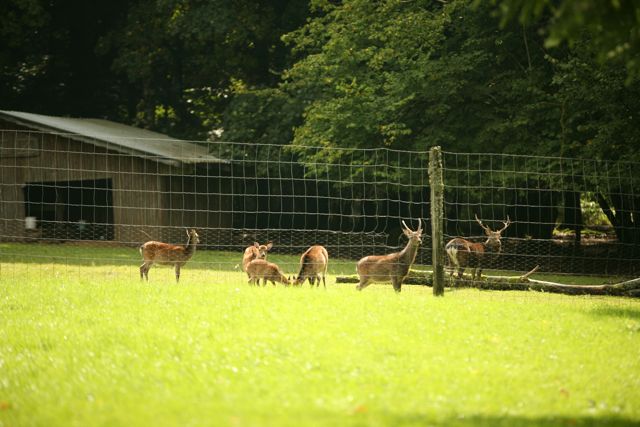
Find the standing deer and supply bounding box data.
[445,215,511,280]
[246,259,290,286]
[294,245,329,288]
[242,241,273,277]
[356,219,423,293]
[139,229,200,283]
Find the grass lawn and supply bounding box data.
[1,243,639,426]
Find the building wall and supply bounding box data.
[0,128,230,245]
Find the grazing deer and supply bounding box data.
[294,245,329,288]
[242,241,273,277]
[139,229,199,283]
[445,215,511,280]
[246,259,290,286]
[356,219,423,293]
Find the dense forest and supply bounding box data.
[2,0,640,245]
[2,0,638,156]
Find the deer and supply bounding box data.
[139,229,199,283]
[241,241,273,277]
[445,214,511,281]
[246,259,290,286]
[294,245,329,288]
[356,219,423,293]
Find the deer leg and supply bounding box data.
[309,277,316,287]
[175,265,181,283]
[356,277,371,291]
[392,276,402,293]
[322,274,326,289]
[140,262,151,281]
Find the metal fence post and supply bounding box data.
[429,146,445,296]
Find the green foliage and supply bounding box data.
[230,0,561,162]
[493,0,640,82]
[2,243,640,426]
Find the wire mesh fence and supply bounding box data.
[442,151,640,277]
[0,130,430,274]
[1,129,639,284]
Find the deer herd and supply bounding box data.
[138,214,512,292]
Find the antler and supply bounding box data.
[475,214,492,234]
[402,219,422,233]
[497,216,512,234]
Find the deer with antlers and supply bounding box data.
[139,229,200,283]
[356,219,423,293]
[445,215,511,280]
[242,241,273,277]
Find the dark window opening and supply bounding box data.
[23,178,115,240]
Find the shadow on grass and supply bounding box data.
[377,414,639,427]
[0,242,360,275]
[587,305,640,320]
[0,242,240,270]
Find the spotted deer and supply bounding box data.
[356,219,423,293]
[242,241,273,277]
[445,214,511,280]
[139,229,199,283]
[294,245,329,288]
[246,259,290,286]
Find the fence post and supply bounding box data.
[429,146,445,296]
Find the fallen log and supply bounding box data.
[335,266,640,298]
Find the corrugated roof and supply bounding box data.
[0,110,225,166]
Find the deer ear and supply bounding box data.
[254,242,260,248]
[266,242,273,250]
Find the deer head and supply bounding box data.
[475,214,511,252]
[186,228,200,245]
[401,218,423,245]
[253,241,273,259]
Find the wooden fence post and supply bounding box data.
[429,146,445,296]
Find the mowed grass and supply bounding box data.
[1,243,640,427]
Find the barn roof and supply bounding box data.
[0,110,225,167]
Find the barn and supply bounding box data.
[0,110,232,246]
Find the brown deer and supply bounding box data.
[139,229,199,283]
[356,219,423,293]
[445,214,511,280]
[246,259,290,286]
[294,245,329,288]
[242,241,273,276]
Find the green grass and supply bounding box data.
[1,243,640,427]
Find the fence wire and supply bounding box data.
[1,129,638,281]
[442,151,640,277]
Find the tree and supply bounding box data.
[492,0,640,83]
[103,0,309,138]
[0,0,131,117]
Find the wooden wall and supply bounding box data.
[0,128,231,245]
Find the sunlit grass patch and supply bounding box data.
[1,243,639,426]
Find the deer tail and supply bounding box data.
[446,245,460,268]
